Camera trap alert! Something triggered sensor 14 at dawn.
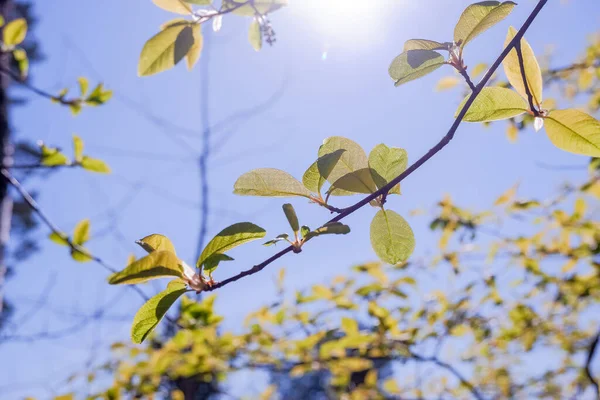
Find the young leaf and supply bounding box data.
[3,18,27,47]
[184,0,212,4]
[152,0,192,15]
[81,157,111,174]
[71,247,93,263]
[136,234,177,255]
[544,109,600,157]
[503,26,543,107]
[282,204,300,233]
[234,168,312,198]
[77,77,89,97]
[108,251,184,285]
[41,146,69,167]
[131,280,188,344]
[249,20,262,52]
[264,233,290,246]
[457,87,528,122]
[454,1,516,48]
[138,24,195,77]
[368,144,408,194]
[389,50,446,87]
[197,222,266,268]
[318,137,376,196]
[85,83,113,106]
[73,219,90,245]
[186,24,203,70]
[370,210,415,265]
[73,135,84,163]
[300,226,310,239]
[13,48,28,78]
[203,253,234,276]
[302,149,345,193]
[403,39,449,51]
[49,232,69,247]
[304,222,350,241]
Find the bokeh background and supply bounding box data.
[0,0,599,397]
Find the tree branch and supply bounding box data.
[458,68,477,92]
[0,64,76,106]
[206,0,549,291]
[585,329,600,399]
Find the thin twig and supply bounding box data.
[458,68,477,92]
[515,42,539,115]
[585,329,600,399]
[206,0,549,291]
[0,65,75,106]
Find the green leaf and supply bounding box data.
[108,251,184,285]
[3,18,27,47]
[234,168,312,198]
[197,222,266,268]
[81,156,111,174]
[131,280,188,344]
[328,169,378,195]
[71,247,93,263]
[503,26,543,107]
[77,77,89,97]
[300,226,310,239]
[224,0,287,17]
[370,210,415,265]
[73,219,90,246]
[40,146,69,167]
[136,234,177,255]
[73,135,84,163]
[457,87,528,122]
[184,0,212,4]
[85,83,113,105]
[49,232,69,247]
[152,0,193,15]
[186,24,203,70]
[389,50,446,87]
[264,233,289,246]
[249,20,262,51]
[403,39,449,51]
[368,144,408,194]
[302,149,345,194]
[282,203,299,233]
[544,109,600,157]
[304,222,351,241]
[341,317,358,335]
[454,1,516,48]
[203,253,234,275]
[138,24,195,77]
[318,137,376,196]
[12,48,28,78]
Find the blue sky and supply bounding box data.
[0,0,599,398]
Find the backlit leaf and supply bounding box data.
[73,219,90,245]
[458,87,528,122]
[224,0,287,17]
[136,234,177,255]
[389,50,446,87]
[403,39,448,51]
[454,1,516,48]
[302,150,345,194]
[197,222,266,268]
[329,169,378,195]
[186,24,203,70]
[138,24,194,76]
[436,76,460,91]
[131,280,187,344]
[234,168,312,198]
[81,156,111,174]
[503,26,543,107]
[73,135,84,163]
[368,144,407,194]
[108,251,184,285]
[3,18,27,47]
[370,210,415,265]
[49,232,69,247]
[544,109,600,157]
[318,137,375,196]
[203,253,234,275]
[249,20,262,51]
[13,48,28,78]
[152,0,192,15]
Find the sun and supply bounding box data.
[295,0,401,49]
